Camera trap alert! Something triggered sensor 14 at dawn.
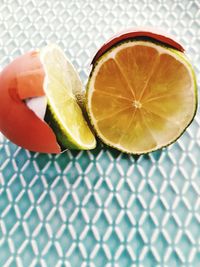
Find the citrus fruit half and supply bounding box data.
[0,44,96,153]
[87,40,197,154]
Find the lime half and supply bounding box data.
[87,40,197,154]
[40,44,96,150]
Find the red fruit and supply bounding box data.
[0,51,60,153]
[92,27,184,64]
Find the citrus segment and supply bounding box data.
[118,109,157,152]
[96,107,134,144]
[94,58,134,99]
[115,45,160,100]
[141,53,193,103]
[91,91,132,121]
[87,41,197,154]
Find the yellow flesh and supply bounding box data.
[41,45,96,149]
[89,42,195,153]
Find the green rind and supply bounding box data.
[86,39,198,155]
[45,103,96,151]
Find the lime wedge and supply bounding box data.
[40,44,96,150]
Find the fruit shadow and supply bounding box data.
[96,139,163,161]
[29,143,162,187]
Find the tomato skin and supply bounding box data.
[92,28,184,64]
[0,51,60,153]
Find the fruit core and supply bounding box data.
[133,100,142,109]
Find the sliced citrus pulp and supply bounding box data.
[87,40,197,154]
[40,44,96,150]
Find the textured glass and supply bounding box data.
[0,0,200,266]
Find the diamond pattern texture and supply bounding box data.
[0,0,200,266]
